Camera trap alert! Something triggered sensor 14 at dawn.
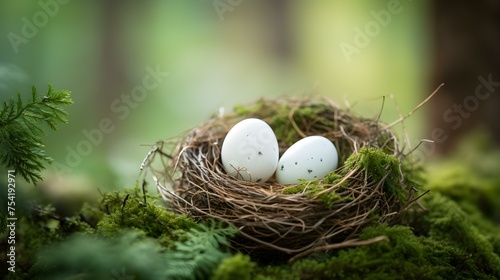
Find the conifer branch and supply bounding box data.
[0,84,73,184]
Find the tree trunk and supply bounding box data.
[429,0,500,154]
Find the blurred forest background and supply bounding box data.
[0,0,498,198]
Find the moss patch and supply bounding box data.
[415,194,500,279]
[426,162,500,224]
[281,179,349,208]
[344,146,405,200]
[211,253,257,280]
[246,194,500,280]
[96,187,197,248]
[234,100,330,148]
[253,225,458,280]
[282,147,407,208]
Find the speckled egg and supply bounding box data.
[276,136,339,185]
[221,118,279,182]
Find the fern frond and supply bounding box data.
[0,84,73,184]
[164,220,238,279]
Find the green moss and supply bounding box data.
[33,223,236,280]
[282,179,349,208]
[33,231,170,280]
[233,101,266,117]
[426,162,500,224]
[322,172,344,185]
[211,253,256,280]
[344,147,396,180]
[233,100,330,147]
[415,194,500,278]
[282,147,407,208]
[423,156,500,258]
[281,180,321,196]
[424,132,500,225]
[1,185,202,278]
[254,225,449,280]
[344,146,406,201]
[376,132,396,152]
[250,190,500,280]
[31,213,237,279]
[254,223,499,279]
[271,104,332,147]
[96,186,197,248]
[267,105,301,146]
[1,203,93,279]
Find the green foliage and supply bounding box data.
[165,221,238,279]
[211,253,257,280]
[255,225,451,280]
[6,185,238,279]
[1,202,92,279]
[344,146,405,200]
[415,194,500,278]
[249,192,500,280]
[282,179,349,208]
[96,186,197,248]
[426,162,500,224]
[4,168,500,280]
[0,84,73,183]
[33,231,172,280]
[233,100,330,147]
[33,221,238,280]
[269,105,329,147]
[254,224,497,280]
[281,147,406,208]
[423,155,500,259]
[233,101,266,118]
[322,172,344,185]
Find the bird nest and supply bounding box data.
[143,96,423,261]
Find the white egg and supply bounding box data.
[276,136,339,185]
[221,118,279,182]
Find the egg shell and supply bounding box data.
[221,118,279,182]
[276,136,339,185]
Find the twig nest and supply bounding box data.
[145,97,420,261]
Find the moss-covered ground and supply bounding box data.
[1,145,499,280]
